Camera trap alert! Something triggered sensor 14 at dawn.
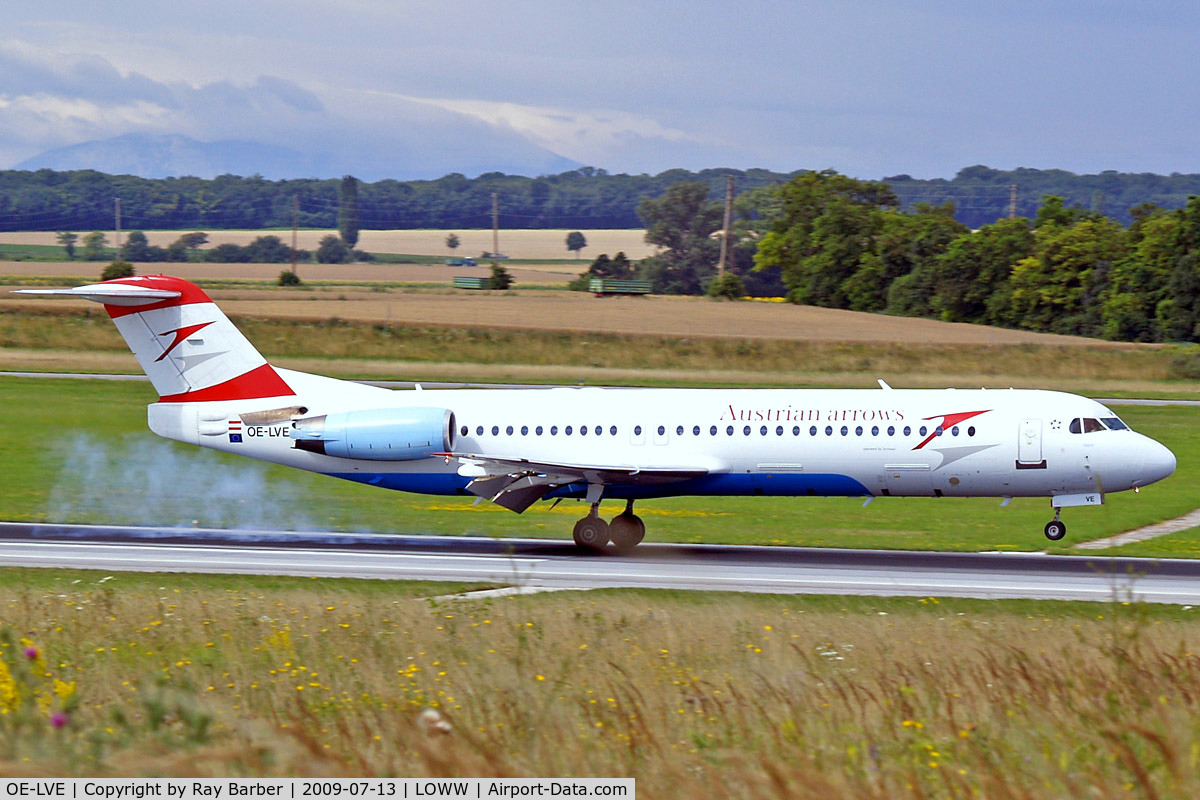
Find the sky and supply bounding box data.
[4,0,1200,179]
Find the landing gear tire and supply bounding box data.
[1044,520,1067,541]
[573,516,610,551]
[608,513,646,553]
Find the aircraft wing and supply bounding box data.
[438,452,710,513]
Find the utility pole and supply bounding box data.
[114,197,122,252]
[491,193,499,258]
[717,175,735,280]
[291,195,299,275]
[1008,184,1018,219]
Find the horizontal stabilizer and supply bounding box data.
[14,284,182,306]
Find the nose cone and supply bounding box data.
[1137,437,1176,487]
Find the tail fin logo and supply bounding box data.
[155,321,215,362]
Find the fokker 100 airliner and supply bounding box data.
[16,275,1177,551]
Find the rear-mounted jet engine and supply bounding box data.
[290,407,455,460]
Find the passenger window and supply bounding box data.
[536,426,544,436]
[810,426,818,436]
[634,425,642,436]
[551,425,558,435]
[871,425,879,436]
[934,426,943,436]
[951,426,959,436]
[491,425,499,436]
[460,426,468,436]
[521,425,528,435]
[743,426,751,436]
[580,426,587,436]
[918,426,927,437]
[610,426,618,436]
[855,426,863,436]
[903,426,911,436]
[565,426,573,435]
[727,426,735,436]
[776,426,784,436]
[825,426,833,436]
[677,425,684,436]
[658,425,666,436]
[887,426,895,436]
[506,425,513,435]
[967,426,975,437]
[476,426,484,436]
[710,425,718,435]
[693,425,701,436]
[759,425,767,436]
[840,426,848,436]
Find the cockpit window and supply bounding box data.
[1070,417,1107,434]
[1101,417,1129,431]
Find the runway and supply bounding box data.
[3,522,1200,604]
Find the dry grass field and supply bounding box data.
[0,229,659,260]
[0,260,580,284]
[3,574,1199,798]
[1,281,1124,345]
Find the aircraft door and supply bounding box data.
[1018,418,1043,465]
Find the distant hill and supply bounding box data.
[15,134,311,180]
[14,130,579,182]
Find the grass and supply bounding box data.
[2,574,1200,795]
[2,376,1198,552]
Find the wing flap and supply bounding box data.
[441,452,712,514]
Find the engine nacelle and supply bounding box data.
[290,407,455,461]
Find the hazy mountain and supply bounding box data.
[15,131,580,181]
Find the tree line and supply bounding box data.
[569,171,1200,343]
[9,164,1200,233]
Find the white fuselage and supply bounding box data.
[148,369,1176,506]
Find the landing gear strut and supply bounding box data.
[1044,508,1067,541]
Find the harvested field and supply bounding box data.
[0,228,658,260]
[0,283,1126,346]
[0,259,578,284]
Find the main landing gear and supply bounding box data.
[572,499,646,553]
[1044,508,1067,541]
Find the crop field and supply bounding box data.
[0,229,660,260]
[2,571,1200,797]
[1,376,1196,555]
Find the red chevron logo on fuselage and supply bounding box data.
[155,321,215,362]
[912,410,991,450]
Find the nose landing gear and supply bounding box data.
[1044,508,1067,541]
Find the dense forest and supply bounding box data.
[5,165,1200,232]
[578,171,1200,344]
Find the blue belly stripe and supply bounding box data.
[325,472,871,499]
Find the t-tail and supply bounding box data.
[16,275,295,403]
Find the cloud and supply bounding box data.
[399,95,718,171]
[0,39,331,166]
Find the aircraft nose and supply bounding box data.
[1136,437,1176,487]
